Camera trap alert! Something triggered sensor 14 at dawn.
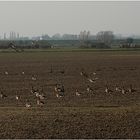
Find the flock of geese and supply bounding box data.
[77,70,136,96]
[0,68,136,109]
[0,70,66,108]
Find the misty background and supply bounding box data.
[0,1,140,40]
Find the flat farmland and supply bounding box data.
[0,51,140,138]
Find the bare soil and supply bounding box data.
[0,51,139,138]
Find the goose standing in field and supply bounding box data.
[55,91,64,98]
[35,88,45,104]
[56,93,61,98]
[25,99,31,108]
[37,99,45,107]
[93,77,98,80]
[80,70,88,78]
[54,84,64,92]
[31,75,37,81]
[54,85,58,92]
[115,86,121,92]
[0,91,7,98]
[22,71,25,75]
[75,89,81,96]
[87,75,98,83]
[39,87,46,100]
[34,91,45,100]
[25,103,31,108]
[92,72,96,75]
[90,71,98,78]
[80,71,84,76]
[80,70,98,83]
[121,87,126,94]
[59,85,65,97]
[15,95,21,106]
[128,84,136,93]
[105,86,112,94]
[4,71,8,75]
[55,84,65,98]
[16,95,20,101]
[38,94,45,100]
[54,84,59,92]
[88,78,96,83]
[35,92,40,98]
[31,86,43,99]
[31,86,39,94]
[86,85,93,93]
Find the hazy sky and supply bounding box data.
[0,1,140,37]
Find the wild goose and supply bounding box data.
[56,93,63,98]
[25,103,31,108]
[16,95,20,100]
[121,87,126,94]
[34,90,45,100]
[115,86,121,92]
[88,78,96,83]
[88,76,98,83]
[31,86,39,94]
[22,71,25,75]
[92,72,96,75]
[87,85,93,93]
[105,86,112,94]
[4,71,8,75]
[37,99,44,107]
[54,84,65,93]
[54,84,60,92]
[75,89,81,96]
[128,84,136,93]
[0,91,7,98]
[80,70,88,78]
[31,75,37,81]
[38,94,45,100]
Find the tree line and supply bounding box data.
[0,31,140,49]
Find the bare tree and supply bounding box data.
[79,30,90,47]
[126,37,134,47]
[96,31,114,46]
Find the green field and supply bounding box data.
[1,47,140,53]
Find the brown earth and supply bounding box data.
[0,51,139,138]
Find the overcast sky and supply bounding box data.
[0,1,140,37]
